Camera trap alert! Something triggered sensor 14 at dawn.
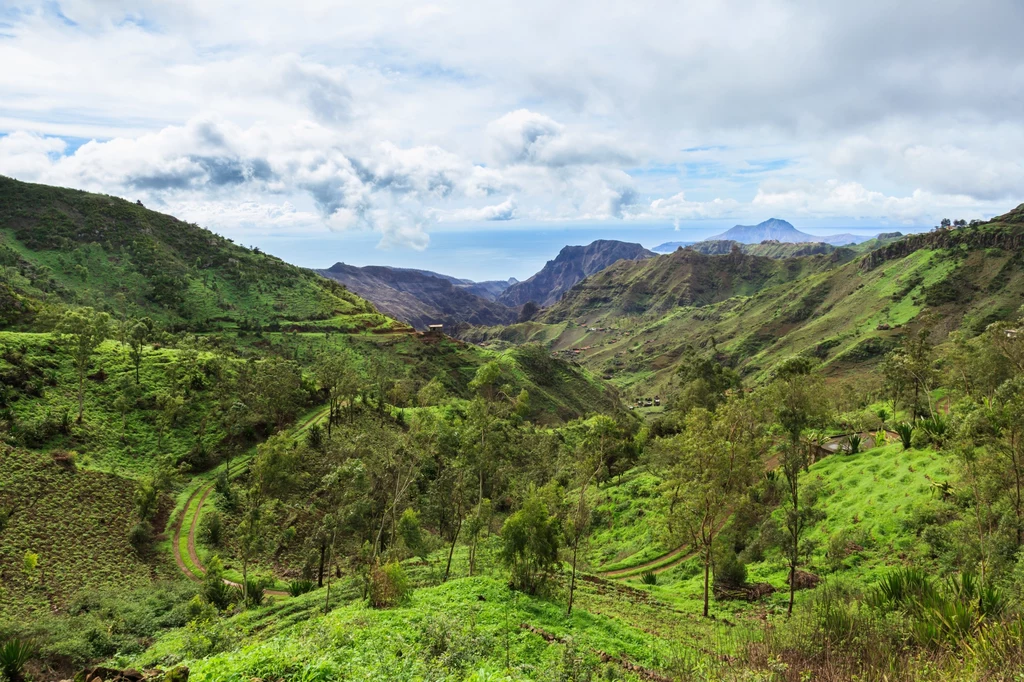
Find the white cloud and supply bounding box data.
[0,0,1021,248]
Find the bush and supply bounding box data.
[232,577,271,608]
[846,434,862,455]
[640,571,657,586]
[128,522,152,549]
[368,561,410,608]
[500,492,561,595]
[713,546,747,588]
[198,511,223,546]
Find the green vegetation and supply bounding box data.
[3,176,1024,681]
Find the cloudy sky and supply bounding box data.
[1,1,1022,278]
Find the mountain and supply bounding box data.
[497,239,655,308]
[462,277,519,301]
[366,267,518,301]
[318,263,518,330]
[0,175,393,332]
[466,209,1024,391]
[651,219,878,253]
[708,218,814,243]
[650,240,696,253]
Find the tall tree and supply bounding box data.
[988,377,1024,547]
[56,307,112,422]
[314,350,360,436]
[127,317,154,385]
[657,398,765,617]
[769,356,828,616]
[236,433,299,605]
[565,415,620,616]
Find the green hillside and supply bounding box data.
[3,178,1024,682]
[466,211,1024,394]
[0,175,396,333]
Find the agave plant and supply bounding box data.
[894,422,914,450]
[234,577,270,607]
[846,434,862,455]
[0,637,35,682]
[640,570,658,586]
[288,578,315,597]
[918,414,949,447]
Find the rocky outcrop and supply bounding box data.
[860,218,1024,271]
[498,240,655,308]
[318,264,517,330]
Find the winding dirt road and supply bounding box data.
[169,405,332,597]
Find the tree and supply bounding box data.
[127,317,154,384]
[500,489,561,595]
[657,399,765,616]
[417,376,448,407]
[565,415,621,616]
[314,350,360,436]
[56,307,112,422]
[236,433,299,605]
[988,377,1024,547]
[884,331,936,419]
[769,356,828,616]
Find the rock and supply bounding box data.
[788,569,821,590]
[161,667,190,682]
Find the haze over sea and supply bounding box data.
[255,220,927,282]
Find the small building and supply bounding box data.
[426,324,444,337]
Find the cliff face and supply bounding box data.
[318,264,518,330]
[498,240,655,307]
[860,213,1024,271]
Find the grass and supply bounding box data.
[0,447,177,617]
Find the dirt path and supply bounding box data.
[598,432,882,580]
[170,404,332,598]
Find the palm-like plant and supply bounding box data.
[894,422,914,450]
[918,414,949,447]
[640,571,658,586]
[847,434,862,455]
[288,579,315,597]
[0,637,34,682]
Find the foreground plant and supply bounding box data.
[0,637,35,682]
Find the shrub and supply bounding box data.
[397,508,426,559]
[368,561,410,608]
[894,422,914,450]
[640,571,658,586]
[918,414,949,447]
[198,511,223,546]
[500,492,561,595]
[203,578,234,611]
[0,637,34,682]
[128,522,152,549]
[305,423,325,452]
[287,579,315,597]
[713,547,747,588]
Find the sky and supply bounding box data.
[1,1,1022,280]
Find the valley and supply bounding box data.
[1,175,1023,682]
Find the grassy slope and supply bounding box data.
[0,447,176,615]
[0,175,396,332]
[466,216,1024,394]
[129,439,956,681]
